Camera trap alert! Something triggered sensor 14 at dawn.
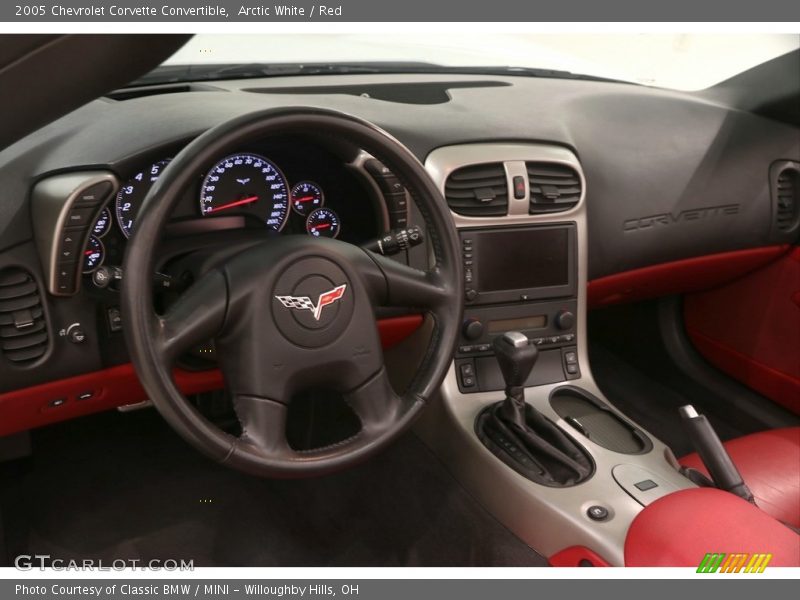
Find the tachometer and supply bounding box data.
[199,153,290,231]
[306,208,341,239]
[115,159,171,238]
[290,181,324,216]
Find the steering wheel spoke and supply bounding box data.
[233,395,291,455]
[363,250,451,311]
[343,367,404,433]
[157,269,228,362]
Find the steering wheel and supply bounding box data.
[121,108,462,477]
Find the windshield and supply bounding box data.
[160,33,800,91]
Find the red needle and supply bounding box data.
[207,195,259,213]
[84,250,95,256]
[313,224,331,230]
[294,196,316,203]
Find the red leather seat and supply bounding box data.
[625,488,800,567]
[680,427,800,528]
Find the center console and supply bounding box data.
[416,143,695,566]
[455,224,579,392]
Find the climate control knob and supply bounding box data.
[555,310,575,330]
[462,318,485,341]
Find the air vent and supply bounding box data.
[774,165,799,232]
[527,162,582,214]
[0,267,48,365]
[444,163,508,217]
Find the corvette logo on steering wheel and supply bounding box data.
[275,284,347,321]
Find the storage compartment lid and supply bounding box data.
[550,387,652,454]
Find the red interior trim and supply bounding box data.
[378,314,424,348]
[587,246,788,309]
[683,247,800,414]
[549,545,611,567]
[0,315,424,437]
[687,329,800,414]
[0,365,223,437]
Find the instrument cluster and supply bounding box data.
[80,143,380,276]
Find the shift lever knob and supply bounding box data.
[493,331,538,388]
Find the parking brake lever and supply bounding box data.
[679,405,755,503]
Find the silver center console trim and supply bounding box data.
[425,143,585,228]
[418,143,693,566]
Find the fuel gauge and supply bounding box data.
[306,208,340,239]
[82,236,105,274]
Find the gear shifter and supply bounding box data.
[476,331,593,487]
[493,332,539,427]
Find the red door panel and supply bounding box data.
[684,247,800,414]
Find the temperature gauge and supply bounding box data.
[291,181,324,216]
[306,208,341,239]
[82,236,105,274]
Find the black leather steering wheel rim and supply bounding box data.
[121,108,462,477]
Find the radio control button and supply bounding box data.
[465,288,477,301]
[477,343,491,352]
[462,318,484,341]
[458,345,474,354]
[555,310,575,330]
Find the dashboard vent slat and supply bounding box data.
[0,267,49,365]
[775,168,799,231]
[527,162,582,214]
[445,163,508,217]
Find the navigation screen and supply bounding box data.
[475,227,569,291]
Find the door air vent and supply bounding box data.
[444,163,508,217]
[0,267,49,365]
[773,163,800,232]
[527,162,582,214]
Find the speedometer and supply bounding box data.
[199,153,290,231]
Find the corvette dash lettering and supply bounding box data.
[623,203,740,232]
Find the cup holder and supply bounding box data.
[550,386,652,455]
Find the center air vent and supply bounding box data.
[527,162,582,214]
[772,162,800,233]
[445,163,508,217]
[0,267,49,365]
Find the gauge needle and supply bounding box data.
[207,195,259,213]
[313,224,331,230]
[294,196,316,203]
[84,250,95,256]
